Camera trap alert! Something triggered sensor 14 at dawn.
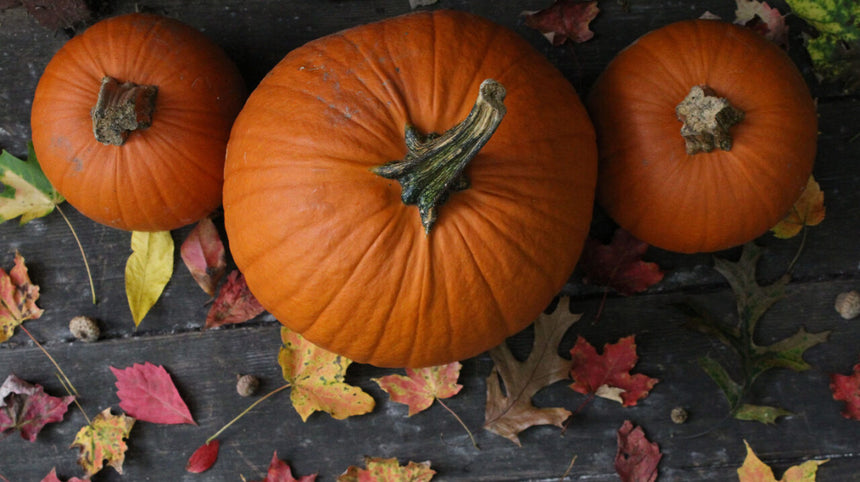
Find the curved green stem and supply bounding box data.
[55,204,96,304]
[205,382,291,444]
[374,79,507,233]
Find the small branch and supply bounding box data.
[55,204,96,304]
[560,454,578,480]
[20,326,90,423]
[205,382,291,444]
[436,397,479,450]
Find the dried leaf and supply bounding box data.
[771,176,825,239]
[408,0,437,9]
[522,0,599,46]
[0,374,74,441]
[70,408,135,477]
[569,336,659,407]
[830,361,860,420]
[6,0,91,31]
[374,362,463,416]
[181,217,226,296]
[786,0,860,91]
[125,231,174,327]
[110,362,195,425]
[0,251,43,343]
[738,440,827,481]
[484,297,580,445]
[205,270,266,329]
[0,143,63,224]
[615,420,662,482]
[278,327,375,421]
[185,440,220,474]
[40,468,86,482]
[338,457,435,482]
[734,0,789,48]
[579,229,664,295]
[251,451,318,482]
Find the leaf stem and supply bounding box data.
[205,382,291,444]
[560,453,578,480]
[784,224,808,276]
[436,397,479,450]
[20,326,90,423]
[55,204,96,304]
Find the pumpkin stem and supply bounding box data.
[373,79,506,234]
[91,76,158,146]
[676,85,744,155]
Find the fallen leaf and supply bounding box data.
[0,251,43,343]
[251,451,318,482]
[569,335,659,407]
[70,408,135,477]
[1,0,91,31]
[734,0,789,48]
[374,362,463,416]
[408,0,437,9]
[785,0,860,91]
[738,440,828,481]
[205,270,266,329]
[110,362,195,425]
[185,440,220,474]
[484,297,580,445]
[771,176,825,239]
[278,327,375,421]
[734,403,794,424]
[579,229,664,295]
[0,374,74,441]
[338,457,435,482]
[0,142,63,224]
[40,468,86,482]
[180,217,226,296]
[125,231,173,327]
[522,0,599,46]
[830,361,860,420]
[615,420,662,482]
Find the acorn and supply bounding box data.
[69,316,100,342]
[236,374,260,397]
[835,290,860,320]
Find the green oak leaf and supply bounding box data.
[0,142,64,224]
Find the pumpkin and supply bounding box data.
[223,10,597,367]
[31,13,246,231]
[587,19,817,253]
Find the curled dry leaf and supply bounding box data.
[70,408,135,477]
[205,270,266,329]
[110,362,196,425]
[615,420,662,482]
[180,216,226,296]
[0,251,43,343]
[522,0,599,45]
[734,0,789,48]
[0,374,74,442]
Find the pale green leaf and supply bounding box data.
[0,143,64,224]
[125,231,174,327]
[734,404,793,424]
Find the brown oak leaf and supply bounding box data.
[615,420,662,482]
[522,0,599,45]
[579,229,664,295]
[484,297,580,445]
[569,335,658,407]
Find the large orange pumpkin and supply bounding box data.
[587,19,817,253]
[31,13,246,231]
[223,10,597,367]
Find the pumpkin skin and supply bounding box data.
[31,13,246,231]
[587,19,817,253]
[223,10,597,367]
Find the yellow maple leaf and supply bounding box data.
[125,231,174,327]
[278,327,375,421]
[771,175,825,239]
[338,457,435,482]
[70,408,135,477]
[738,440,827,482]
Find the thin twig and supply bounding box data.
[20,326,90,423]
[784,224,808,276]
[55,204,96,304]
[205,382,291,444]
[436,397,479,450]
[560,454,578,480]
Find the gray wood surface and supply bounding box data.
[1,1,859,481]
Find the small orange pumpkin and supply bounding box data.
[31,13,246,231]
[587,19,817,253]
[223,10,598,367]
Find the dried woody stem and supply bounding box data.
[676,85,744,155]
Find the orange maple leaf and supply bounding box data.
[771,175,825,239]
[0,251,43,343]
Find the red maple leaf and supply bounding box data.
[578,229,664,296]
[40,468,87,482]
[181,216,227,297]
[0,251,44,343]
[569,336,658,407]
[522,0,599,46]
[250,451,317,482]
[0,374,74,442]
[110,362,196,425]
[186,440,220,473]
[830,361,860,420]
[374,362,463,416]
[205,270,266,329]
[615,420,662,482]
